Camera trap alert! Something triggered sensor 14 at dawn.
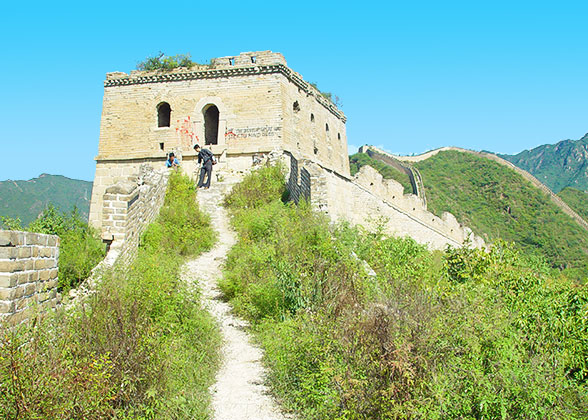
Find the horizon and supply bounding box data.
[1,0,587,182]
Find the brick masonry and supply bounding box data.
[101,164,170,264]
[284,153,485,250]
[0,230,61,324]
[90,51,348,229]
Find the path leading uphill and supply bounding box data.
[181,177,291,420]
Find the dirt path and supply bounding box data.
[181,181,291,420]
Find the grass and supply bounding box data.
[218,163,588,419]
[0,170,220,419]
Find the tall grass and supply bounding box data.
[220,165,588,419]
[0,170,220,419]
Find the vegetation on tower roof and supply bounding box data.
[136,52,206,71]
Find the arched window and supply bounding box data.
[293,101,300,112]
[325,123,330,132]
[310,113,315,122]
[157,102,171,127]
[338,133,341,140]
[204,105,219,145]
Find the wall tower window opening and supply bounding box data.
[293,101,300,113]
[310,113,315,122]
[157,102,171,127]
[325,123,329,132]
[251,56,257,63]
[203,105,220,145]
[229,58,235,66]
[338,133,341,140]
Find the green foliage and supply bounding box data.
[349,153,413,194]
[223,164,287,211]
[137,52,199,71]
[3,204,106,291]
[309,81,342,107]
[414,150,588,280]
[558,187,588,221]
[142,170,216,256]
[0,170,220,419]
[0,174,92,226]
[220,166,588,419]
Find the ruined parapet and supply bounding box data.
[101,165,170,263]
[0,230,61,325]
[284,153,484,250]
[358,145,427,209]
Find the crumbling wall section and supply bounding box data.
[101,165,169,263]
[285,154,484,250]
[0,231,61,324]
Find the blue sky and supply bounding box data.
[1,0,586,182]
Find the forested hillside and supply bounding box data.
[499,133,588,193]
[0,174,92,226]
[558,187,588,222]
[413,151,588,279]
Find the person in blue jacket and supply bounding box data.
[166,152,180,168]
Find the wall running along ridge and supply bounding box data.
[374,145,588,232]
[285,152,484,250]
[0,230,60,324]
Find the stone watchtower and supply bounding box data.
[89,51,349,228]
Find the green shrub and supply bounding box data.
[137,52,198,71]
[219,164,588,419]
[25,205,105,291]
[0,169,220,419]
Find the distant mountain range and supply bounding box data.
[0,174,92,226]
[498,133,588,193]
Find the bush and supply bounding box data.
[0,169,220,419]
[6,205,106,291]
[137,52,198,71]
[219,164,588,419]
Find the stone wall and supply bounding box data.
[285,153,484,250]
[0,230,61,324]
[90,51,348,229]
[101,165,169,263]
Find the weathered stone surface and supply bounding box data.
[105,181,137,195]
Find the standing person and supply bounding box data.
[194,144,215,189]
[166,152,180,168]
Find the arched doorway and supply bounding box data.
[204,105,219,145]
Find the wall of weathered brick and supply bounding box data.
[285,154,484,250]
[101,165,169,263]
[90,51,348,229]
[0,230,61,324]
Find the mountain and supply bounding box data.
[0,174,93,226]
[498,133,588,193]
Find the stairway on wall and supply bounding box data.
[181,170,292,420]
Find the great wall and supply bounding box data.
[4,49,585,331]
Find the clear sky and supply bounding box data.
[1,0,586,182]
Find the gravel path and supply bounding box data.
[181,181,291,420]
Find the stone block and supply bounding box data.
[18,247,32,259]
[47,236,58,247]
[18,272,33,285]
[25,260,35,271]
[0,247,17,259]
[40,248,52,258]
[0,260,17,272]
[39,269,50,281]
[49,268,58,279]
[0,288,15,300]
[0,300,15,314]
[0,273,17,288]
